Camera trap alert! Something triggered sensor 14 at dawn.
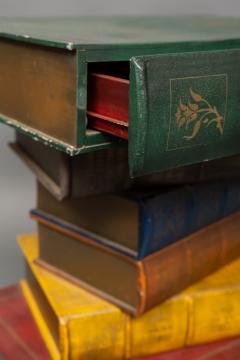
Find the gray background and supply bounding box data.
[1,0,240,287]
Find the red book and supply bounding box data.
[135,337,240,359]
[0,283,50,359]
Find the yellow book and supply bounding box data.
[19,234,240,360]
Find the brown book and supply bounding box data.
[33,210,240,316]
[11,132,240,200]
[35,181,240,259]
[10,132,130,200]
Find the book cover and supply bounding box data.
[19,233,240,359]
[11,131,132,201]
[0,283,50,359]
[32,211,240,315]
[134,337,240,359]
[1,18,240,176]
[35,180,240,258]
[12,132,240,201]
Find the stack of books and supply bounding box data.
[1,16,240,359]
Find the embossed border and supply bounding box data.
[166,74,228,151]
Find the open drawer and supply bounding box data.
[88,49,240,176]
[0,36,240,177]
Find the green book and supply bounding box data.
[1,16,240,176]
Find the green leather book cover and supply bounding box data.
[1,17,240,175]
[129,49,240,175]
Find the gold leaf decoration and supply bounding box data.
[179,98,187,111]
[190,88,203,102]
[175,88,224,140]
[188,102,199,112]
[184,120,201,140]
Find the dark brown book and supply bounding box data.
[11,132,240,200]
[10,132,131,200]
[33,210,240,316]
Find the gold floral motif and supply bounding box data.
[175,88,224,140]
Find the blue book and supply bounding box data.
[32,181,240,259]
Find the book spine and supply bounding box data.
[23,268,240,360]
[128,295,189,358]
[141,212,240,313]
[67,312,127,360]
[187,288,240,346]
[130,288,240,358]
[140,182,240,257]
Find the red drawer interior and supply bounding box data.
[87,62,129,140]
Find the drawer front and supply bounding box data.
[129,49,240,176]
